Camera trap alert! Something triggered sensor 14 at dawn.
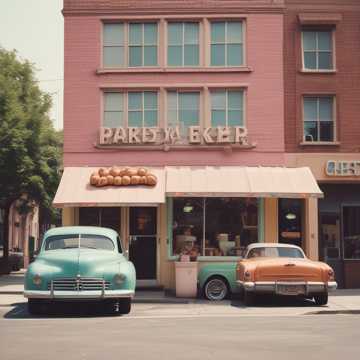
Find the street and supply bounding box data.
[0,294,359,360]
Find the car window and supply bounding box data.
[45,234,115,251]
[247,247,304,259]
[116,236,123,253]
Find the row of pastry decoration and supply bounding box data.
[90,167,157,187]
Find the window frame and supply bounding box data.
[301,29,336,72]
[166,90,202,132]
[210,20,244,67]
[302,95,337,143]
[167,21,200,67]
[210,89,245,127]
[102,21,159,68]
[103,90,159,128]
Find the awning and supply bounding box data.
[53,167,165,208]
[166,166,323,198]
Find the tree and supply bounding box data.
[0,48,62,261]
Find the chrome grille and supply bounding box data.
[48,278,110,291]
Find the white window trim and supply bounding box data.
[301,29,336,72]
[210,21,244,67]
[302,95,337,143]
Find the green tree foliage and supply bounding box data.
[0,48,62,258]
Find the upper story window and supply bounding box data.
[128,92,158,127]
[167,91,200,135]
[129,23,158,67]
[103,24,125,67]
[103,92,158,127]
[210,21,243,66]
[302,30,334,71]
[104,92,124,127]
[303,96,335,142]
[211,90,244,127]
[167,22,199,67]
[103,23,158,68]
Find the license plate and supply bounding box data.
[276,284,305,295]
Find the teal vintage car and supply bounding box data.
[198,262,241,301]
[24,226,136,315]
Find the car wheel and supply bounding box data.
[204,276,229,301]
[28,299,47,315]
[314,292,328,306]
[244,290,254,306]
[118,298,131,315]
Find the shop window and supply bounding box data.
[278,199,303,248]
[79,207,121,233]
[343,206,360,260]
[103,22,158,68]
[210,21,244,66]
[168,22,199,66]
[171,197,258,257]
[302,30,334,71]
[167,91,200,136]
[303,96,335,142]
[211,90,244,127]
[128,92,158,127]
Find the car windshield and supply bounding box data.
[44,234,115,251]
[247,247,304,259]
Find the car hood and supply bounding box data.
[35,249,125,278]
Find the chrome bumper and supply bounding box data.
[24,289,135,300]
[236,280,337,294]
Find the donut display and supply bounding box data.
[90,167,158,187]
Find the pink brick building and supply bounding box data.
[56,0,321,295]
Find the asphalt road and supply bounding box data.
[0,300,359,360]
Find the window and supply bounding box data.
[103,92,158,127]
[211,90,244,126]
[171,198,258,257]
[211,21,243,66]
[303,96,335,142]
[129,23,158,67]
[103,23,158,67]
[302,30,333,70]
[167,91,200,135]
[128,92,158,127]
[343,206,360,260]
[103,23,125,67]
[104,93,124,127]
[168,22,199,66]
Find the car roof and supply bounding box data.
[247,243,303,251]
[44,226,118,239]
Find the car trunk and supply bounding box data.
[254,258,323,282]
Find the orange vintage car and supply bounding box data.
[236,243,337,306]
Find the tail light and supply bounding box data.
[328,269,335,281]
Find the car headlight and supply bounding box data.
[32,274,42,286]
[113,273,126,285]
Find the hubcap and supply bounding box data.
[206,279,227,300]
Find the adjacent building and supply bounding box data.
[284,0,360,287]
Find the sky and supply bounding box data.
[0,0,64,130]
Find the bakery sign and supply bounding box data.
[99,126,253,146]
[326,160,360,177]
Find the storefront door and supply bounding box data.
[129,207,157,284]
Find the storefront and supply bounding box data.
[287,155,360,289]
[54,165,322,291]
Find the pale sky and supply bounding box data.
[0,0,64,130]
